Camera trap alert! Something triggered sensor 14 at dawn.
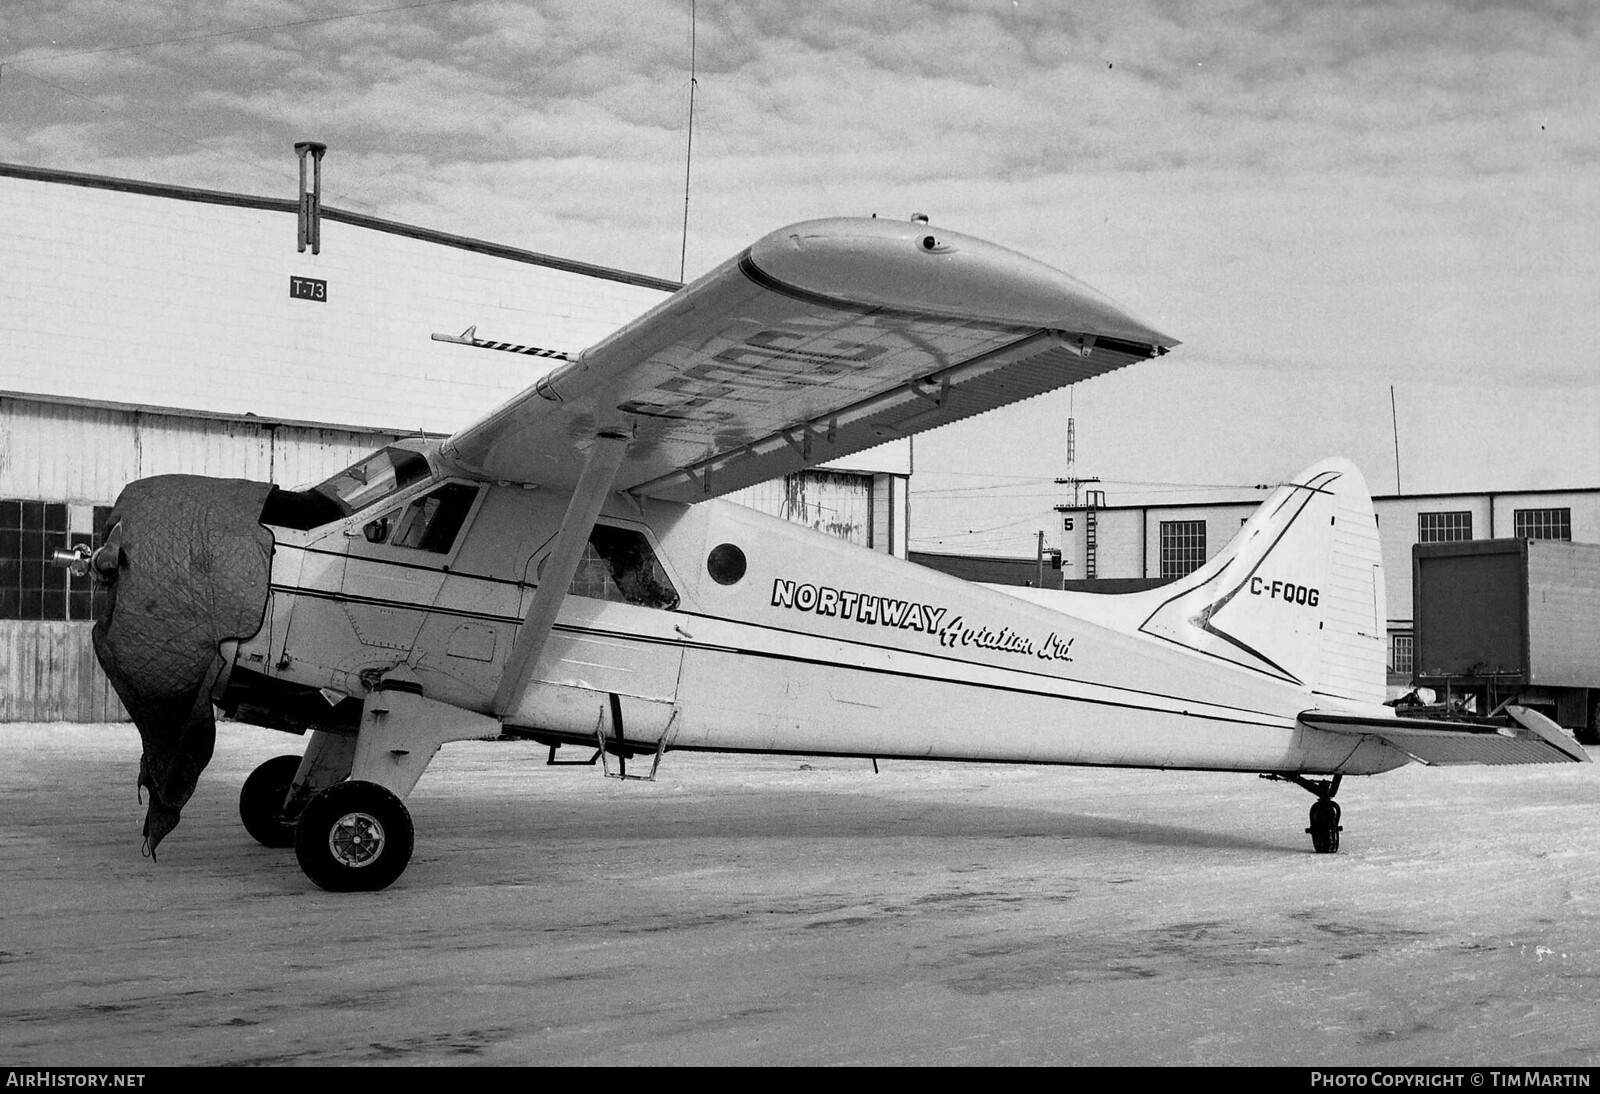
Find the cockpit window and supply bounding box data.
[563,525,679,610]
[362,483,479,554]
[313,447,432,517]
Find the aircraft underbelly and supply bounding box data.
[667,632,1397,774]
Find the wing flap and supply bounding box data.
[1301,706,1592,766]
[439,218,1175,498]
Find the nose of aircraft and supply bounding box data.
[90,475,277,856]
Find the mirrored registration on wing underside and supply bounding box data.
[627,328,1151,504]
[614,307,1028,433]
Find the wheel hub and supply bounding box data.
[327,811,386,868]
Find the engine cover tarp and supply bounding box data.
[92,476,275,856]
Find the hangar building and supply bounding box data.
[0,161,909,721]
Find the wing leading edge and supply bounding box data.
[439,218,1177,501]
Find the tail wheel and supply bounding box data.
[294,781,414,892]
[239,755,305,848]
[1307,798,1342,854]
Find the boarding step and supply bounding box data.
[514,693,672,781]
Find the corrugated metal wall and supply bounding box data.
[0,167,673,438]
[1,397,402,723]
[724,470,911,557]
[0,623,122,722]
[726,471,874,549]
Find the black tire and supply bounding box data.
[1580,696,1600,747]
[240,755,305,849]
[1307,799,1342,854]
[294,781,414,892]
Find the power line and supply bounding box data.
[912,479,1272,500]
[915,513,1049,539]
[913,488,1064,499]
[909,469,1052,480]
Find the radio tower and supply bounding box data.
[1054,391,1100,506]
[1053,391,1102,578]
[1065,416,1079,504]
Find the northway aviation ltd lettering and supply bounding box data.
[769,579,1077,663]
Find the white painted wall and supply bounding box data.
[0,170,671,434]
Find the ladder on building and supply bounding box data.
[1084,489,1105,580]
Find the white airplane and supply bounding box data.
[67,216,1590,891]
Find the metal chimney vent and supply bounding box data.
[295,141,327,254]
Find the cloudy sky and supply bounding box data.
[3,0,1596,554]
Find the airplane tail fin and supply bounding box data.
[1136,458,1387,705]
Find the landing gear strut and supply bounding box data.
[1263,774,1343,853]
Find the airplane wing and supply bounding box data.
[1300,706,1592,766]
[439,218,1177,503]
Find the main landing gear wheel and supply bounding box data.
[239,755,304,849]
[1307,798,1343,854]
[294,781,414,892]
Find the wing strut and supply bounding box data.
[492,433,630,719]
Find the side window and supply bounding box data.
[271,448,433,531]
[316,447,431,516]
[363,483,479,554]
[564,525,679,610]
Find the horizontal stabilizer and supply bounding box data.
[1300,706,1592,766]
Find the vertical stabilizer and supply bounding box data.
[1139,459,1387,705]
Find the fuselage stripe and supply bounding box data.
[267,583,1291,730]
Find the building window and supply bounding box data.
[1,499,112,622]
[1390,633,1414,676]
[1159,520,1207,579]
[1417,511,1472,543]
[1514,508,1571,541]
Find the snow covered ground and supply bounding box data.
[2,722,1598,1066]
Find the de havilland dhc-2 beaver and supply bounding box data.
[57,216,1590,891]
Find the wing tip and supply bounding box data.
[748,217,1176,345]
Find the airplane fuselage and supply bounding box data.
[225,455,1408,779]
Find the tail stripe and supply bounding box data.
[1136,470,1339,684]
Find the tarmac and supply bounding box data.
[3,721,1599,1066]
